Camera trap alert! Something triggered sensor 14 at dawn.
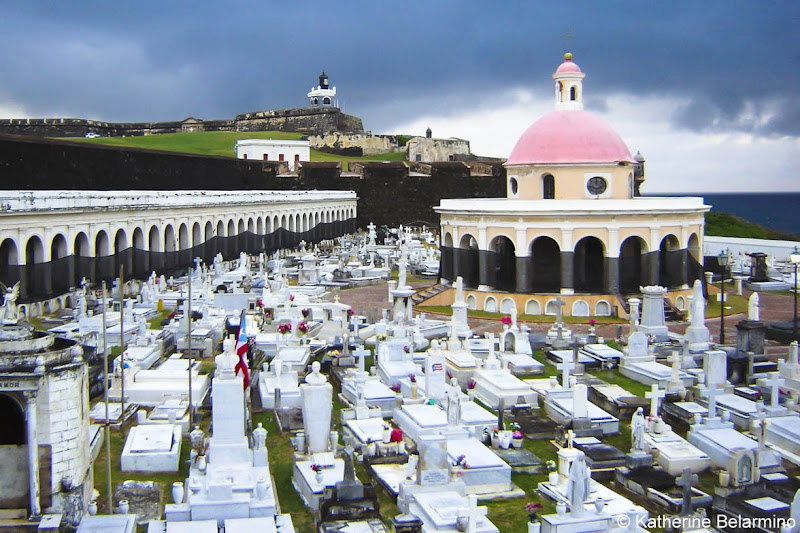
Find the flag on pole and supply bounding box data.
[235,310,250,389]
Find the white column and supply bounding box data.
[24,390,41,519]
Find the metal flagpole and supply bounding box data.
[119,266,125,433]
[187,269,193,426]
[101,281,112,508]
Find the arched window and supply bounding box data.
[570,86,577,101]
[542,174,555,199]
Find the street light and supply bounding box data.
[791,247,800,343]
[717,250,730,344]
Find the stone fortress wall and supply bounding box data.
[0,134,504,229]
[0,107,364,138]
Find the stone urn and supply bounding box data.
[172,481,184,504]
[315,470,324,484]
[719,470,730,487]
[197,454,207,472]
[548,472,560,485]
[256,477,269,500]
[87,500,98,516]
[118,500,130,514]
[556,501,567,517]
[594,496,604,514]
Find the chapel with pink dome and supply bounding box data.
[435,53,709,317]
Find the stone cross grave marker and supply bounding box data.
[645,384,666,417]
[700,384,724,421]
[556,357,576,389]
[675,466,698,516]
[764,372,785,408]
[554,296,566,327]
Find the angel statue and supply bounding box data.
[0,282,20,324]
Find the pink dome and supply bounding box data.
[556,59,582,73]
[505,110,636,166]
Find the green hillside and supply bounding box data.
[62,131,406,168]
[705,211,799,241]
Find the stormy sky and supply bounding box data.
[1,1,798,192]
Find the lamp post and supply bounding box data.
[717,250,729,344]
[791,247,800,342]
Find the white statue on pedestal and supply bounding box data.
[566,451,591,517]
[631,407,646,452]
[305,361,328,385]
[748,292,760,322]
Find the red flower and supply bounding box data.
[390,428,403,443]
[467,378,476,389]
[501,316,512,325]
[298,321,309,333]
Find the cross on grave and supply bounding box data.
[556,357,575,388]
[764,373,785,408]
[463,494,487,533]
[755,412,768,448]
[553,296,566,326]
[367,222,376,233]
[645,384,666,418]
[675,467,698,517]
[194,257,203,271]
[566,429,575,449]
[700,384,724,420]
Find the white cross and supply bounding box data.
[700,384,724,420]
[556,357,575,388]
[464,494,486,533]
[645,383,666,417]
[764,373,785,408]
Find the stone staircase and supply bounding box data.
[411,283,449,305]
[616,294,686,322]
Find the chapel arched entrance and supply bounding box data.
[574,237,605,293]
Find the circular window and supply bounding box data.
[587,176,607,195]
[509,177,518,195]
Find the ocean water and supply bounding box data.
[648,192,800,236]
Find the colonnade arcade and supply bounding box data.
[0,192,357,301]
[440,229,703,295]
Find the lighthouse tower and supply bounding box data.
[307,71,337,107]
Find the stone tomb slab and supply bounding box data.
[411,491,498,532]
[344,417,386,448]
[547,397,620,434]
[224,516,278,533]
[471,370,535,409]
[764,414,800,465]
[121,424,182,472]
[687,426,758,469]
[446,438,513,495]
[292,458,345,511]
[746,497,789,512]
[643,431,711,476]
[547,349,595,365]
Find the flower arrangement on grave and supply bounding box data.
[310,463,323,473]
[467,378,476,389]
[526,502,544,523]
[377,334,387,341]
[298,321,309,334]
[453,454,469,469]
[501,316,512,325]
[289,294,295,302]
[427,399,436,405]
[589,319,596,325]
[263,308,273,319]
[403,345,410,353]
[545,460,557,473]
[347,309,354,317]
[512,423,524,441]
[329,349,340,358]
[390,383,401,393]
[277,323,291,335]
[256,299,263,308]
[390,428,403,443]
[408,373,416,383]
[301,308,311,319]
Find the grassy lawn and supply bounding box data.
[705,285,748,318]
[62,131,408,170]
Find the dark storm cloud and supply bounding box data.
[0,1,797,136]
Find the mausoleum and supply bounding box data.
[436,53,709,316]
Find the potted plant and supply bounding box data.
[409,373,418,399]
[277,323,291,337]
[501,316,512,329]
[512,429,524,448]
[526,502,543,533]
[546,460,559,485]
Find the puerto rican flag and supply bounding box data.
[235,310,250,389]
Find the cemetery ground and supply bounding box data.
[82,278,798,532]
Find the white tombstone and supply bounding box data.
[424,341,447,401]
[573,383,589,420]
[638,285,669,337]
[748,292,760,322]
[685,280,710,351]
[645,384,666,418]
[626,331,649,359]
[300,361,333,454]
[703,350,728,389]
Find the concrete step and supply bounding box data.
[0,511,25,520]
